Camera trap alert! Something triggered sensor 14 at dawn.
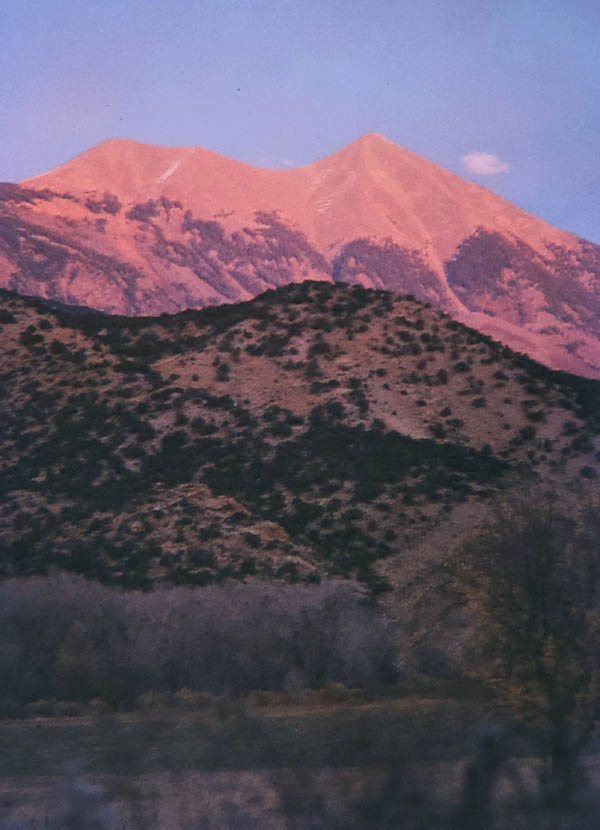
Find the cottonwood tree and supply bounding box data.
[452,494,600,804]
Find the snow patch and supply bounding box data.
[156,157,184,184]
[315,197,333,214]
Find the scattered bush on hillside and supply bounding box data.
[126,200,159,222]
[215,362,230,381]
[0,182,57,203]
[0,309,16,324]
[85,192,122,215]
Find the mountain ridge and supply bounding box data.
[1,133,599,377]
[20,133,577,260]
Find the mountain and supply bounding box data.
[0,133,599,377]
[1,281,598,591]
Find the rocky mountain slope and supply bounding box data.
[0,134,598,377]
[1,281,598,592]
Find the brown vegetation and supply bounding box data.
[0,281,598,592]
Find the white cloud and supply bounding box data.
[280,158,295,168]
[461,151,510,176]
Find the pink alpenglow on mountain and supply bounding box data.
[0,133,598,377]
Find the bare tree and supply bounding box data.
[449,493,600,805]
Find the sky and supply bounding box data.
[1,0,599,243]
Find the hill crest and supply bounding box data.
[1,281,598,589]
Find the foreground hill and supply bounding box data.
[0,282,598,591]
[0,133,598,377]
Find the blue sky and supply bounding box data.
[2,0,599,242]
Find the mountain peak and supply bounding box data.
[353,131,393,147]
[92,137,143,150]
[341,132,403,158]
[5,133,599,379]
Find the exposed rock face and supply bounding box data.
[1,133,599,377]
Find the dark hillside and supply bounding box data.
[0,282,598,591]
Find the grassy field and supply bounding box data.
[0,697,482,778]
[4,699,600,828]
[0,698,486,828]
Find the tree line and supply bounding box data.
[0,576,397,711]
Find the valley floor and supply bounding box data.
[2,699,600,828]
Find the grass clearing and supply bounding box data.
[0,697,482,778]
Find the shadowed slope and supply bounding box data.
[0,281,598,589]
